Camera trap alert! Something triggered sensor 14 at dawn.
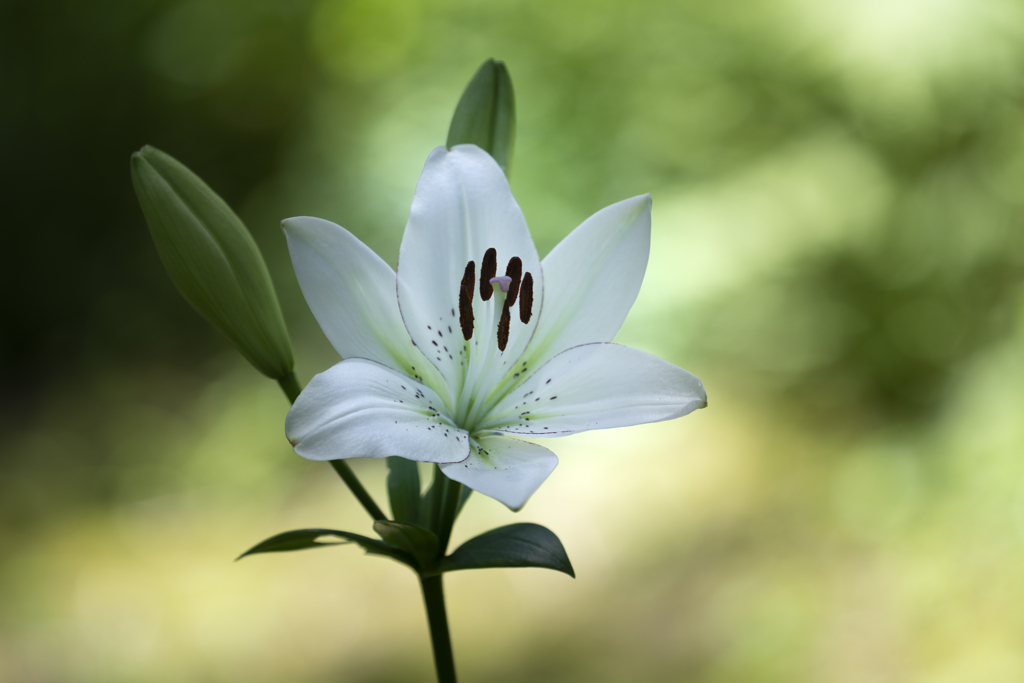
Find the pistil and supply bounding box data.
[489,275,511,292]
[453,252,538,428]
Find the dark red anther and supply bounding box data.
[519,272,534,324]
[505,256,523,305]
[497,299,511,351]
[479,248,497,301]
[459,260,475,340]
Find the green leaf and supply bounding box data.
[373,520,439,571]
[446,58,516,175]
[432,523,574,578]
[387,456,421,524]
[130,145,294,380]
[236,528,415,569]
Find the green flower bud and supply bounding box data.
[130,145,294,380]
[446,58,516,176]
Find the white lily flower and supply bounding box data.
[283,145,707,510]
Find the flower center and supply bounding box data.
[457,247,534,351]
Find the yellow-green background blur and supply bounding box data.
[5,0,1024,680]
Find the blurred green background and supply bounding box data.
[5,0,1024,680]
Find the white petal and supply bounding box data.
[283,216,448,401]
[396,145,543,409]
[286,359,470,463]
[522,195,651,371]
[480,343,707,437]
[440,434,557,511]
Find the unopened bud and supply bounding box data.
[446,58,516,176]
[130,145,294,380]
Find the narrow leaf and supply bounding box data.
[373,520,439,571]
[387,456,421,524]
[237,528,415,569]
[446,58,516,175]
[432,523,574,577]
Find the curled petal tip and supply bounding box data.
[280,217,309,235]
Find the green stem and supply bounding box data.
[420,467,462,681]
[279,371,456,681]
[436,475,463,555]
[427,466,446,531]
[420,574,457,683]
[277,371,302,403]
[277,370,386,522]
[330,460,387,521]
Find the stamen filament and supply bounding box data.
[453,255,538,430]
[456,286,502,426]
